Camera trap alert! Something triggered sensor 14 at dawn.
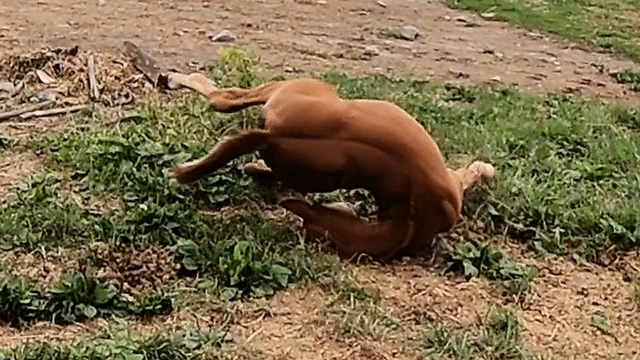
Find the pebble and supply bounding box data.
[363,45,380,56]
[377,0,387,7]
[98,0,106,6]
[399,25,420,41]
[36,91,56,103]
[209,29,236,42]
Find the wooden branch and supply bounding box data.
[19,104,91,120]
[88,55,100,101]
[122,41,163,86]
[0,101,55,122]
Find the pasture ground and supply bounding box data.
[1,0,639,359]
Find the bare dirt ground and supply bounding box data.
[1,0,640,359]
[1,0,640,105]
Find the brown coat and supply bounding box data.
[168,73,495,261]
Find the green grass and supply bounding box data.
[320,283,402,341]
[445,240,538,299]
[0,328,231,360]
[443,0,640,63]
[0,272,173,329]
[422,306,546,359]
[0,46,639,314]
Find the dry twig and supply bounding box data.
[0,100,55,122]
[87,54,100,101]
[19,104,91,120]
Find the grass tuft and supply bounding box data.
[0,328,232,360]
[0,271,174,328]
[445,240,537,298]
[423,306,544,359]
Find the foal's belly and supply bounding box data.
[258,139,356,194]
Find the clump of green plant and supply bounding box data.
[445,240,537,297]
[0,271,175,328]
[0,173,99,249]
[174,215,300,300]
[610,69,640,92]
[46,271,127,324]
[129,289,174,319]
[0,276,44,329]
[0,328,232,360]
[423,306,542,359]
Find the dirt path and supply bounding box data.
[1,0,639,105]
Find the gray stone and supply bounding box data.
[399,25,420,41]
[210,29,237,42]
[36,91,56,102]
[363,45,380,57]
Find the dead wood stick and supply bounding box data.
[0,100,55,122]
[87,54,100,101]
[122,41,164,86]
[19,104,91,120]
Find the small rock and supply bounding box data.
[363,45,380,56]
[0,81,14,93]
[318,0,327,4]
[36,91,56,102]
[376,0,387,7]
[448,69,469,79]
[443,15,451,21]
[489,75,502,83]
[399,25,420,41]
[454,15,470,23]
[528,74,545,81]
[203,2,210,7]
[98,0,106,6]
[209,29,236,42]
[480,12,495,19]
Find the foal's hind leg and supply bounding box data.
[279,197,414,260]
[173,129,270,184]
[167,72,283,113]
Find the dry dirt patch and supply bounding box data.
[501,244,640,359]
[0,151,41,201]
[2,0,639,106]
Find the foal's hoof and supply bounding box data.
[172,164,194,185]
[323,201,358,217]
[468,161,496,182]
